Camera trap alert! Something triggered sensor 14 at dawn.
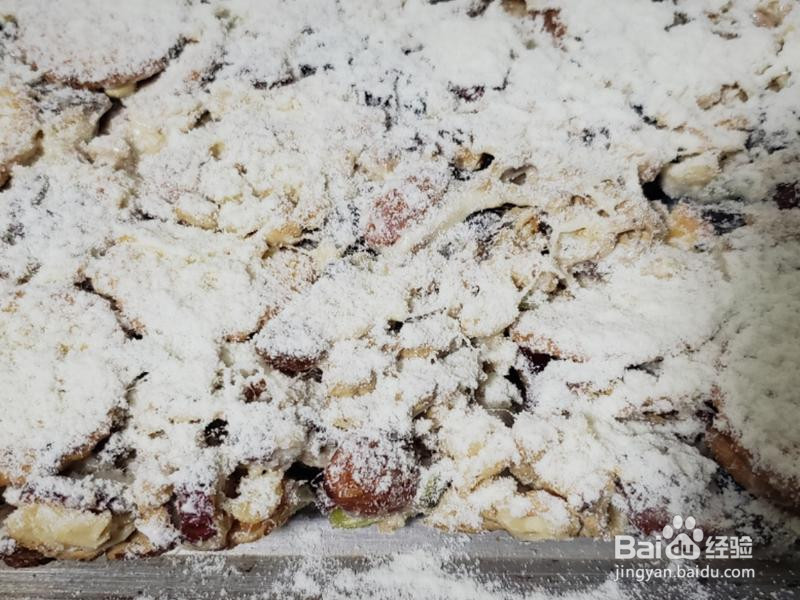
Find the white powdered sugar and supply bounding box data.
[0,284,131,484]
[10,0,188,88]
[0,84,38,186]
[715,206,800,483]
[0,0,798,590]
[513,245,730,366]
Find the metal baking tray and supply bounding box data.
[1,514,798,599]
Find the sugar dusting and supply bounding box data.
[0,0,798,593]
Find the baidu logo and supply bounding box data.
[661,515,704,559]
[616,514,705,560]
[615,514,753,561]
[614,514,756,581]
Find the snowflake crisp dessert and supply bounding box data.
[0,0,799,565]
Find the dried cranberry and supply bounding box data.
[519,348,554,373]
[243,379,267,403]
[174,490,217,542]
[364,189,416,247]
[631,506,670,536]
[774,182,799,210]
[532,8,566,40]
[450,85,485,102]
[2,547,52,568]
[364,178,443,248]
[261,352,320,376]
[203,419,228,447]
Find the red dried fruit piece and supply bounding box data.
[2,546,52,568]
[202,419,229,447]
[365,189,416,247]
[243,379,267,403]
[323,437,419,516]
[261,352,320,376]
[174,490,218,543]
[364,177,443,247]
[774,182,799,210]
[450,85,485,102]
[519,348,554,374]
[630,506,671,536]
[532,8,567,41]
